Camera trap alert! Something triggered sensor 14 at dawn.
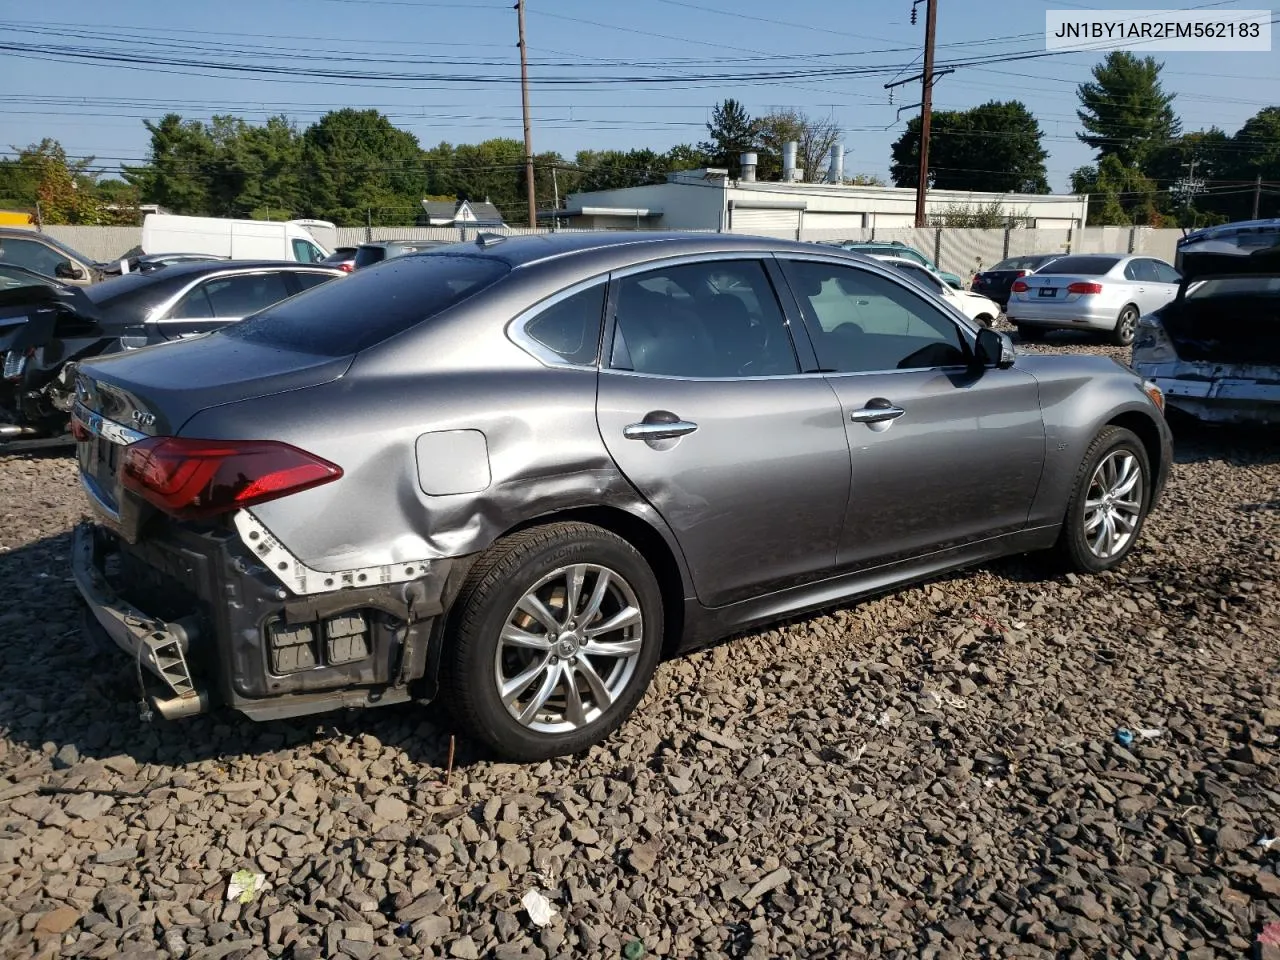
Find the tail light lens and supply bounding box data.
[122,437,342,519]
[1015,269,1029,277]
[1011,280,1029,293]
[339,262,354,273]
[70,411,91,442]
[1067,281,1103,295]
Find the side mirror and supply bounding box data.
[55,261,85,280]
[975,327,1016,369]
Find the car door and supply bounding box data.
[152,270,298,341]
[1124,258,1166,314]
[595,256,851,608]
[1148,259,1183,309]
[775,256,1047,571]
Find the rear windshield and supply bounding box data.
[220,254,510,355]
[1036,255,1120,276]
[354,245,387,268]
[991,255,1054,271]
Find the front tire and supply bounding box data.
[441,522,664,761]
[1111,305,1139,346]
[974,313,995,328]
[1053,426,1151,574]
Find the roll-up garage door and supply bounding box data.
[731,206,801,239]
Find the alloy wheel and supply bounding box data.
[1082,450,1144,559]
[493,563,644,734]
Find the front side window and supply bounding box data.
[781,260,969,374]
[523,283,606,365]
[291,238,324,263]
[295,271,337,291]
[195,272,293,318]
[0,238,68,276]
[890,260,947,294]
[897,247,932,268]
[609,259,799,378]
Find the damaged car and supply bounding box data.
[68,232,1173,761]
[1132,242,1280,425]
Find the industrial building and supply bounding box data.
[545,142,1088,239]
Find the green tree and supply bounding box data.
[891,101,1049,193]
[699,99,756,178]
[123,115,216,214]
[573,149,668,191]
[302,109,423,225]
[662,143,710,172]
[1076,52,1180,171]
[1070,155,1166,226]
[1227,106,1280,219]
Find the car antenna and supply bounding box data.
[475,232,506,249]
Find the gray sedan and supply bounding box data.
[67,232,1173,760]
[1006,253,1182,345]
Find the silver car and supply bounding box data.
[67,232,1174,760]
[1007,253,1182,346]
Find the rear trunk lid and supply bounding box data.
[1163,244,1280,363]
[1013,273,1099,304]
[72,333,353,540]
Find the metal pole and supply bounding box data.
[914,0,937,228]
[551,165,560,232]
[517,0,537,229]
[1254,174,1263,219]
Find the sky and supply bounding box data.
[2,0,1277,194]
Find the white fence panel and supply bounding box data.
[43,226,143,262]
[938,229,1007,278]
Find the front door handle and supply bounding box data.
[624,419,698,441]
[849,398,906,424]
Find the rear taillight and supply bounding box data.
[1067,281,1103,295]
[339,263,354,273]
[1015,270,1029,277]
[70,411,90,442]
[122,437,342,519]
[1011,280,1029,293]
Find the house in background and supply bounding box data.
[419,198,507,229]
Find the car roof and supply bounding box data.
[127,259,341,279]
[412,230,879,271]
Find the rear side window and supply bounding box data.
[1038,256,1120,276]
[222,254,510,355]
[1152,261,1181,283]
[354,246,387,268]
[522,284,606,365]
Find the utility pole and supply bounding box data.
[516,0,537,229]
[1253,174,1263,219]
[884,0,949,228]
[915,0,938,228]
[551,165,560,231]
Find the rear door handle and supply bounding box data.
[849,400,906,424]
[624,420,698,440]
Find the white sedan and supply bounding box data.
[867,254,1003,327]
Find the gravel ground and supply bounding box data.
[1,331,1278,960]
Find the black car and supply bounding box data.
[353,239,450,269]
[1,260,343,442]
[970,254,1062,310]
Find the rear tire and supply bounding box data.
[440,522,664,761]
[1016,324,1044,342]
[1052,426,1151,574]
[974,313,995,328]
[1111,305,1139,346]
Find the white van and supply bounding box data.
[141,214,333,263]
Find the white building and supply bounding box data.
[547,167,1088,239]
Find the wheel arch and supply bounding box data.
[1105,410,1166,494]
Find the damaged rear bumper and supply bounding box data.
[1137,361,1280,425]
[71,517,457,722]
